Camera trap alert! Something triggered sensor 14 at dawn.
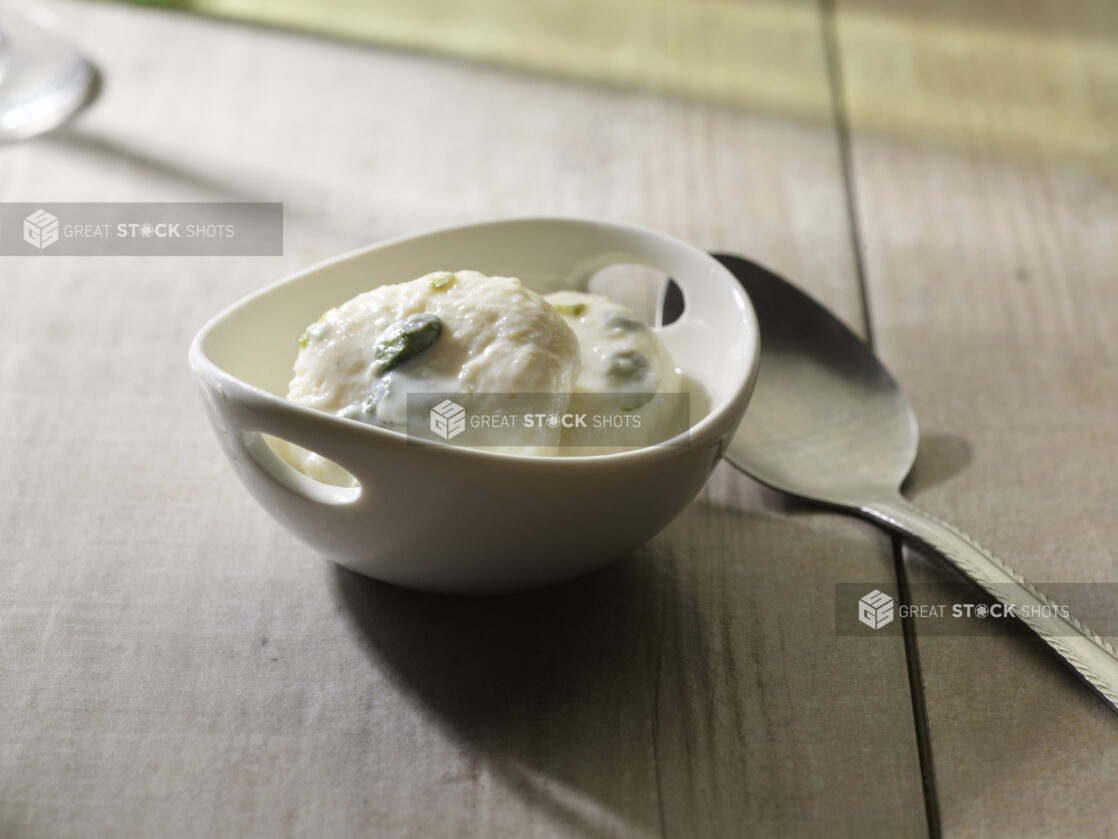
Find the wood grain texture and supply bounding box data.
[0,1,928,837]
[836,0,1118,835]
[184,0,835,122]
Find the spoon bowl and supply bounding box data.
[713,254,919,507]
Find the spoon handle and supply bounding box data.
[862,496,1118,715]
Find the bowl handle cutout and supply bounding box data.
[657,279,685,327]
[241,430,361,505]
[585,263,674,326]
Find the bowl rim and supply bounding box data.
[189,215,760,469]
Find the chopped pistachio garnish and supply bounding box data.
[553,301,587,317]
[373,313,443,373]
[605,313,643,333]
[606,349,650,380]
[426,271,456,290]
[606,350,655,410]
[298,316,332,348]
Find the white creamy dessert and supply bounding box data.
[544,290,686,453]
[280,270,686,479]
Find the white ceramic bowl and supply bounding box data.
[189,217,759,592]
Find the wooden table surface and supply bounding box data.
[2,1,1115,837]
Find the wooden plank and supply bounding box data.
[183,0,836,123]
[0,1,926,836]
[836,1,1118,835]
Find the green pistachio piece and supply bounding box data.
[426,271,456,290]
[553,301,587,317]
[605,350,655,410]
[604,313,644,332]
[338,378,393,425]
[373,313,443,373]
[298,316,332,348]
[605,349,650,380]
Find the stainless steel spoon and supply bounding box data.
[661,254,1118,714]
